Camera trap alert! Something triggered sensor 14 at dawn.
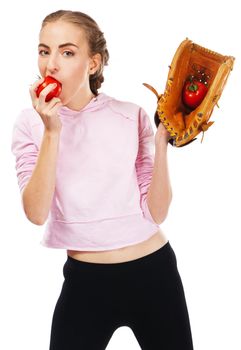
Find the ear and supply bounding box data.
[89,53,102,75]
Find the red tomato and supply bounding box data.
[182,80,208,109]
[36,76,62,102]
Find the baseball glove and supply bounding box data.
[143,38,235,147]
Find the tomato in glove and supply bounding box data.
[36,76,62,102]
[182,80,208,110]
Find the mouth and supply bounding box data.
[47,75,62,84]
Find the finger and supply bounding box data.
[29,77,44,96]
[41,99,63,119]
[50,100,63,114]
[36,97,62,117]
[29,77,44,106]
[44,97,63,110]
[37,83,58,105]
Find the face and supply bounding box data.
[38,21,100,107]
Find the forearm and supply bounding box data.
[146,141,172,224]
[22,130,60,225]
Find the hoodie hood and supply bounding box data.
[59,92,114,117]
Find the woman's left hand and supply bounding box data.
[155,121,171,146]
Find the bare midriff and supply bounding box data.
[67,228,168,264]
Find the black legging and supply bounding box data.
[49,241,194,349]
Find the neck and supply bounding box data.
[65,89,96,111]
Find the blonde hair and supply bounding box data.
[41,10,109,95]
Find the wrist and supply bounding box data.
[155,139,168,151]
[44,128,61,138]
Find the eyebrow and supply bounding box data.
[38,42,79,49]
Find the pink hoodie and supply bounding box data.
[11,93,160,250]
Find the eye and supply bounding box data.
[38,50,49,56]
[63,51,74,57]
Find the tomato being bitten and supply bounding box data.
[182,80,208,110]
[36,76,62,102]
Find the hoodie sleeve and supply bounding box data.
[135,107,159,225]
[11,111,39,194]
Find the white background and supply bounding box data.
[0,0,240,349]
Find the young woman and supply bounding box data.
[11,9,194,350]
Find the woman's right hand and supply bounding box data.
[29,78,63,134]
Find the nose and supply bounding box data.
[46,53,60,75]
